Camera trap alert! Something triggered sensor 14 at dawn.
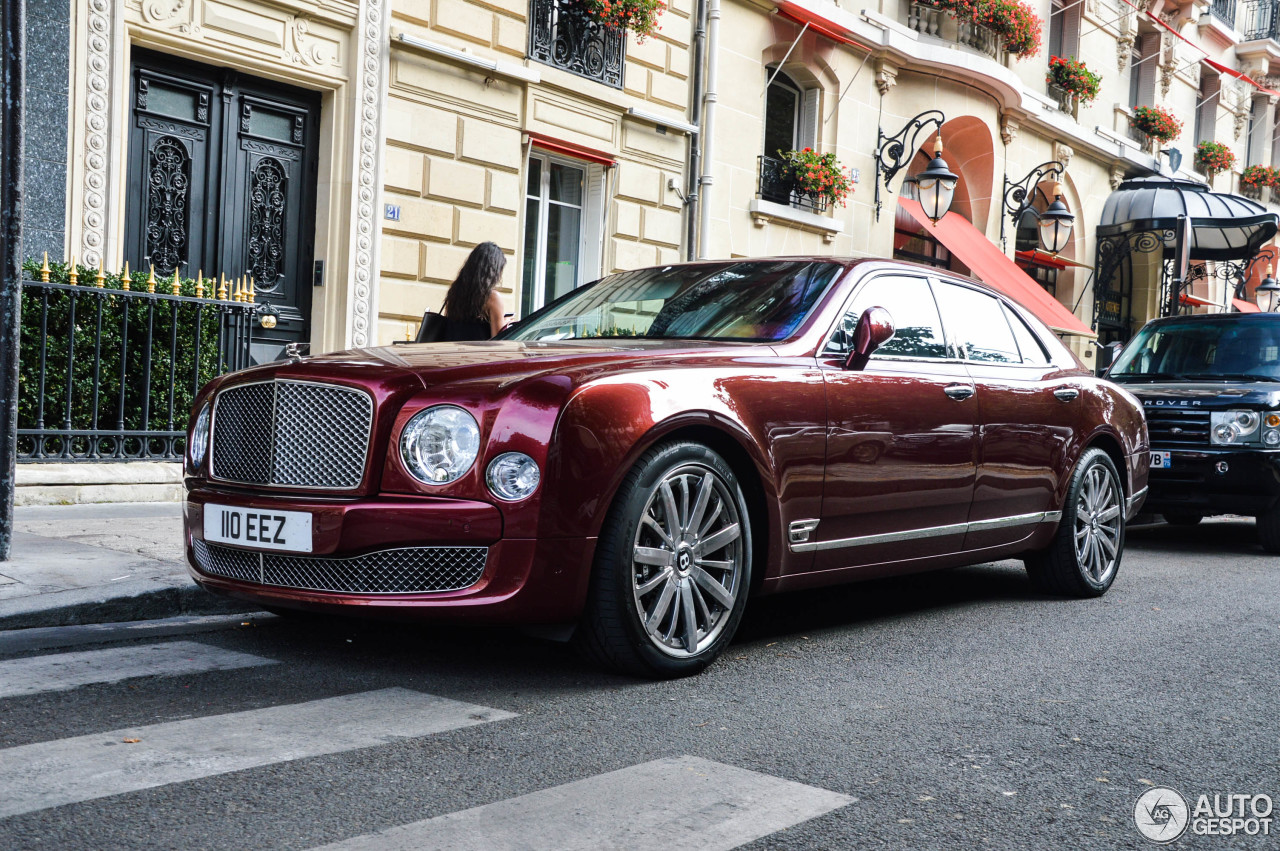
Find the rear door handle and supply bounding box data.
[1053,387,1080,403]
[944,383,975,401]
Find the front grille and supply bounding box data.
[211,380,373,489]
[192,539,488,594]
[1144,406,1211,448]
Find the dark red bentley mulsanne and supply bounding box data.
[183,258,1148,677]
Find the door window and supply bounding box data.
[825,275,947,359]
[1002,303,1051,364]
[932,283,1022,364]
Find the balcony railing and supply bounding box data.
[1212,0,1237,27]
[906,0,1002,61]
[1241,0,1278,41]
[528,0,624,89]
[757,155,831,213]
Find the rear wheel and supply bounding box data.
[1025,448,1124,597]
[1163,512,1203,526]
[574,441,752,678]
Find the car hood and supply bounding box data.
[1112,380,1280,410]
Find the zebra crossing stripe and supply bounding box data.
[0,687,516,818]
[0,641,276,699]
[313,755,854,851]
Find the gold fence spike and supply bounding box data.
[248,276,255,303]
[195,270,205,299]
[146,265,157,294]
[95,262,105,288]
[121,262,131,291]
[217,275,228,301]
[68,255,79,286]
[170,271,181,296]
[39,252,50,283]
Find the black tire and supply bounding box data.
[1163,512,1203,527]
[1025,448,1125,598]
[1257,507,1280,554]
[573,441,753,678]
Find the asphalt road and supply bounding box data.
[0,518,1276,850]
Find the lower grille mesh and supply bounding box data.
[192,539,487,594]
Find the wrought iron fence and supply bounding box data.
[18,259,259,462]
[528,0,625,89]
[1241,0,1278,40]
[1212,0,1238,27]
[757,155,831,213]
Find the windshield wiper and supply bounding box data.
[1109,372,1189,382]
[1200,372,1280,383]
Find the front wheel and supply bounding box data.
[574,441,752,678]
[1025,448,1125,597]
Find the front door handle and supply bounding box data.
[1053,387,1080,403]
[944,383,975,401]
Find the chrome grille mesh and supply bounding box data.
[211,380,373,489]
[192,539,488,594]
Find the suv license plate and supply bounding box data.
[1150,451,1172,469]
[203,503,313,552]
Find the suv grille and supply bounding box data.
[1144,406,1211,448]
[192,539,488,594]
[211,380,373,490]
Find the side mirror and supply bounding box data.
[844,306,895,370]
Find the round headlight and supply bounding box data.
[1214,423,1238,443]
[486,452,541,501]
[400,405,480,484]
[1266,429,1280,447]
[189,403,211,470]
[1234,411,1261,433]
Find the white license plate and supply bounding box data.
[203,503,313,552]
[1150,451,1172,469]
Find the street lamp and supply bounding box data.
[1256,266,1280,312]
[874,109,947,221]
[913,136,959,224]
[1037,182,1075,255]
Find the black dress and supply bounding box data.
[442,316,490,341]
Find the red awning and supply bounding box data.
[1234,298,1261,313]
[1178,292,1217,307]
[1202,58,1280,98]
[525,132,616,167]
[774,1,870,50]
[899,199,1095,337]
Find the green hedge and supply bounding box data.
[20,259,242,455]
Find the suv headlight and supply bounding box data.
[188,403,211,471]
[1211,410,1261,445]
[400,405,480,484]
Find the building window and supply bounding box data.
[1129,32,1159,111]
[892,226,952,269]
[528,0,625,89]
[521,151,605,316]
[1048,0,1081,60]
[758,69,821,209]
[1195,72,1222,147]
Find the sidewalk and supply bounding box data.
[0,502,248,630]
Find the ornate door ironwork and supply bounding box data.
[1093,230,1165,345]
[125,50,319,363]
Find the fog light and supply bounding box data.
[1216,461,1230,474]
[486,452,540,501]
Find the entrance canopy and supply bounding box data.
[899,199,1094,336]
[1099,176,1279,261]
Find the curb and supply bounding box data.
[0,583,251,631]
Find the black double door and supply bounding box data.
[125,49,320,362]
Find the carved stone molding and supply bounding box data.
[1053,142,1075,170]
[1110,164,1127,189]
[138,0,197,34]
[1159,34,1177,97]
[1116,34,1134,73]
[1000,113,1019,146]
[874,60,898,97]
[349,0,389,348]
[286,15,328,66]
[81,0,113,269]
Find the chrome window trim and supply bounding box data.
[209,378,375,491]
[789,510,1061,553]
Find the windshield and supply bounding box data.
[1110,317,1280,382]
[503,261,843,343]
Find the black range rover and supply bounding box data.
[1109,312,1280,552]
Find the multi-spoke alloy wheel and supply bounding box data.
[631,464,744,658]
[1025,447,1124,598]
[1073,462,1121,587]
[576,441,753,678]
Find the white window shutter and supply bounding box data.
[798,88,820,150]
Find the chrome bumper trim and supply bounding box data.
[790,511,1058,553]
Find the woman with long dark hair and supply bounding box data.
[441,241,507,340]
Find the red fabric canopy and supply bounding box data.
[774,1,870,50]
[1234,298,1261,313]
[1202,58,1280,98]
[526,132,616,167]
[899,199,1094,337]
[1178,292,1216,307]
